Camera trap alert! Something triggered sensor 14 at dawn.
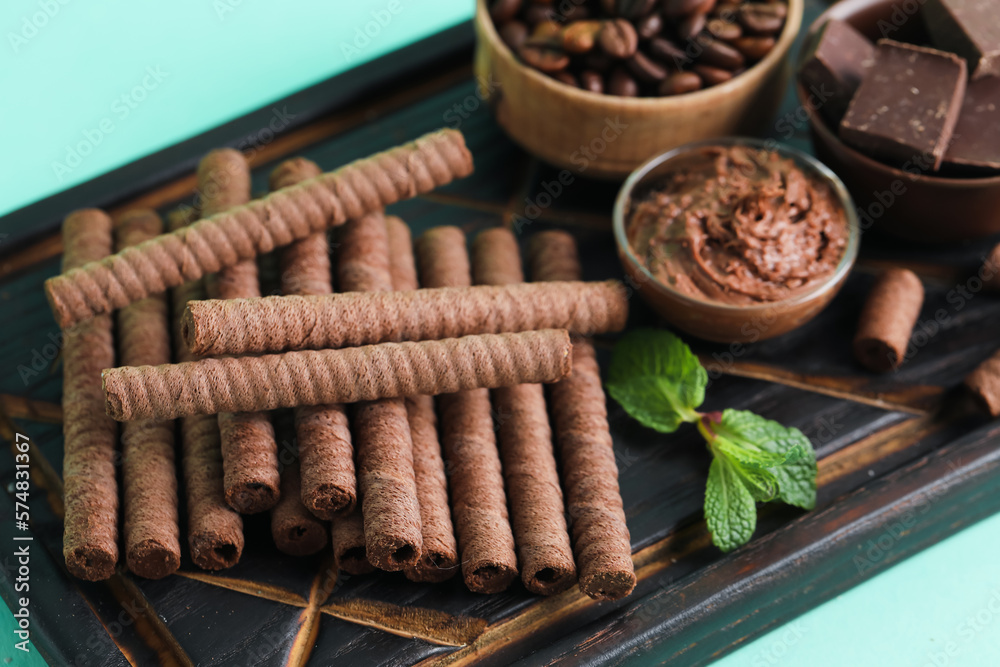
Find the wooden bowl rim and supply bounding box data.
[475,0,805,109]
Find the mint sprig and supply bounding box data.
[607,329,817,552]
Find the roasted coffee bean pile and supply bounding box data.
[490,0,787,97]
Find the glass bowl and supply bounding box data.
[613,137,860,344]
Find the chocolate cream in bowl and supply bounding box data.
[626,145,849,305]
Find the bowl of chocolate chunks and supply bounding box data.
[796,0,1000,242]
[474,0,803,179]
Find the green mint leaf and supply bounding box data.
[715,409,817,510]
[606,328,707,433]
[704,455,757,552]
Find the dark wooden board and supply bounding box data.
[3,1,1000,664]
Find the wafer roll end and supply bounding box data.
[127,539,182,580]
[463,558,518,594]
[965,351,1000,417]
[190,529,244,571]
[64,544,117,582]
[579,562,637,601]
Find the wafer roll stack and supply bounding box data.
[529,231,635,601]
[472,228,576,596]
[388,217,459,583]
[61,209,119,581]
[115,209,181,579]
[45,129,474,329]
[168,208,244,571]
[416,226,518,593]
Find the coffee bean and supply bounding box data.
[739,4,785,34]
[649,36,691,67]
[580,69,605,93]
[563,20,603,53]
[636,12,663,39]
[562,5,591,21]
[659,71,703,95]
[711,3,741,21]
[706,17,741,40]
[676,12,706,41]
[519,43,571,72]
[531,20,563,42]
[490,0,523,24]
[729,35,775,60]
[524,4,556,25]
[551,70,578,87]
[618,0,657,19]
[583,49,615,70]
[599,19,639,58]
[627,50,669,82]
[663,0,716,18]
[693,63,733,85]
[608,67,640,96]
[499,20,529,52]
[693,34,745,69]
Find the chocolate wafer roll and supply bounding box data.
[198,149,281,515]
[45,129,475,329]
[181,280,627,356]
[415,226,518,593]
[529,231,635,601]
[114,209,180,579]
[388,218,459,583]
[965,349,1000,417]
[271,462,328,556]
[854,268,924,373]
[61,209,119,581]
[272,157,357,519]
[338,213,422,571]
[472,228,576,595]
[168,208,244,571]
[104,330,573,421]
[332,511,374,574]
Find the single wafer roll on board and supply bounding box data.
[181,280,627,356]
[272,156,357,519]
[337,213,422,571]
[965,349,1000,417]
[168,208,244,571]
[61,209,120,581]
[529,230,636,601]
[416,226,518,594]
[114,209,181,579]
[199,149,281,515]
[472,228,576,595]
[44,129,475,330]
[853,268,924,373]
[388,217,459,583]
[103,330,574,421]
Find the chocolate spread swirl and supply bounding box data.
[626,145,848,305]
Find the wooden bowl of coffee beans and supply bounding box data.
[474,0,802,179]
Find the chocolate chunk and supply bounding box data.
[923,0,1000,79]
[943,76,1000,173]
[840,40,967,172]
[798,19,875,126]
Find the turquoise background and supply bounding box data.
[2,1,999,665]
